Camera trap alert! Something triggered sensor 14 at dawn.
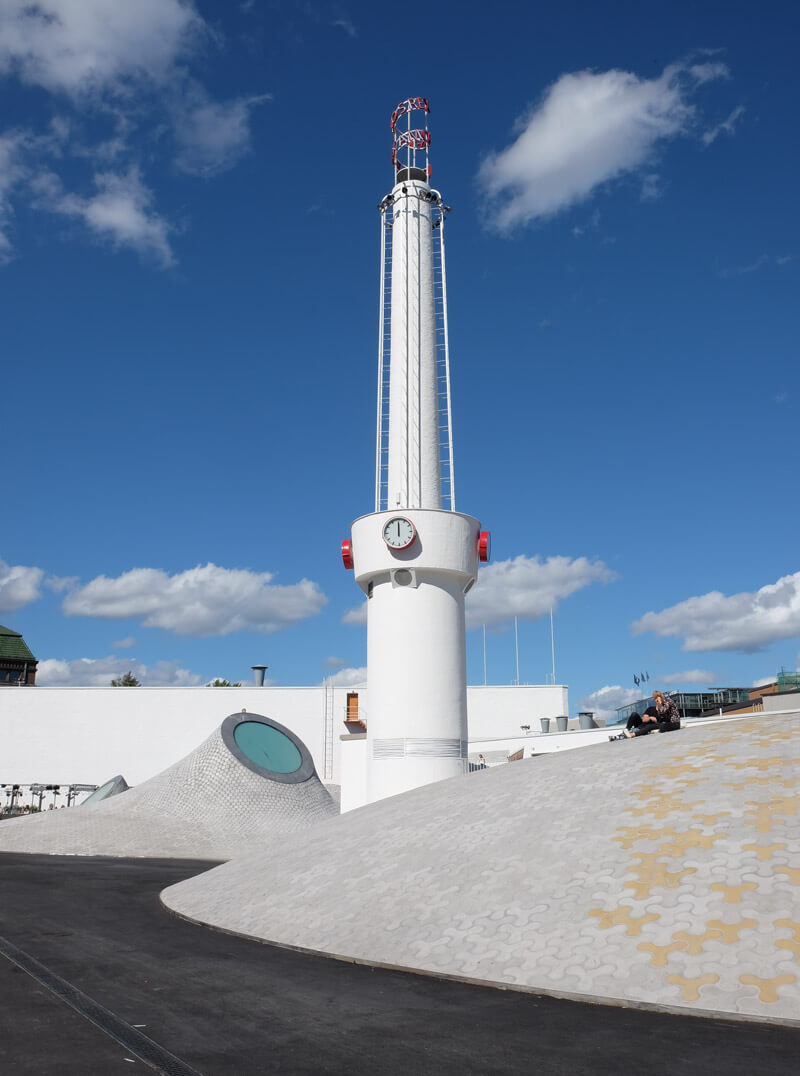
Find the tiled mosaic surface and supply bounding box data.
[0,725,338,860]
[164,713,800,1022]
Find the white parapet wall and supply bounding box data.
[0,682,570,792]
[0,686,338,788]
[466,685,569,738]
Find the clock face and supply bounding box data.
[383,516,416,550]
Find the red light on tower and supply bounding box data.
[341,539,354,570]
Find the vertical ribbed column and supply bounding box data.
[387,181,441,510]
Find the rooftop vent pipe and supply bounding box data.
[251,665,268,687]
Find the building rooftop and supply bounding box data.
[165,711,800,1024]
[0,624,36,663]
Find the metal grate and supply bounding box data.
[372,737,466,759]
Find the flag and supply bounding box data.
[634,675,640,687]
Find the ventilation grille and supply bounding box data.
[372,737,466,760]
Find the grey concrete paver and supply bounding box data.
[163,712,800,1023]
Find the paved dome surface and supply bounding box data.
[163,713,800,1022]
[0,715,338,859]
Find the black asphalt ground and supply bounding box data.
[1,854,798,1075]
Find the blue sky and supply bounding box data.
[1,0,798,721]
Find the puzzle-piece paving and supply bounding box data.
[665,973,720,1002]
[738,973,796,1003]
[705,918,757,944]
[672,928,723,955]
[587,905,660,936]
[742,842,787,861]
[637,940,687,967]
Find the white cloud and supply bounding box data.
[578,684,641,726]
[45,573,79,593]
[173,90,269,177]
[0,0,265,264]
[324,655,347,668]
[111,636,137,649]
[632,571,800,653]
[0,129,28,261]
[332,18,357,39]
[321,666,367,687]
[640,173,662,201]
[42,167,174,266]
[342,602,367,626]
[687,61,730,85]
[0,0,203,97]
[465,554,614,630]
[62,562,328,636]
[341,556,612,630]
[717,254,790,278]
[703,104,745,145]
[659,669,716,687]
[0,555,44,612]
[478,59,727,231]
[37,655,204,686]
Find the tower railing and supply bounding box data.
[432,202,455,511]
[375,194,455,513]
[375,199,393,512]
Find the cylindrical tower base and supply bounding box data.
[350,509,479,803]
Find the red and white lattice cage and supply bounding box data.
[390,96,431,181]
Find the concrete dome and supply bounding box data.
[0,713,338,859]
[163,713,800,1022]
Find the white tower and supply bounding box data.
[342,98,490,804]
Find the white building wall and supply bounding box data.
[0,687,340,787]
[338,735,367,814]
[0,682,568,790]
[466,685,569,739]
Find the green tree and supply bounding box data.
[110,671,141,686]
[208,678,243,687]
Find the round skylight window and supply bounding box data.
[233,721,302,774]
[220,713,317,784]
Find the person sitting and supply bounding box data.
[623,707,659,738]
[652,689,681,732]
[624,692,681,738]
[608,709,651,740]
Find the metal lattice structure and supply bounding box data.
[375,98,455,513]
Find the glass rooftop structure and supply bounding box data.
[614,689,751,726]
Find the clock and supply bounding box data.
[383,516,416,550]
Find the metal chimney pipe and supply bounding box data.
[251,665,268,687]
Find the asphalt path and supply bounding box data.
[1,853,798,1075]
